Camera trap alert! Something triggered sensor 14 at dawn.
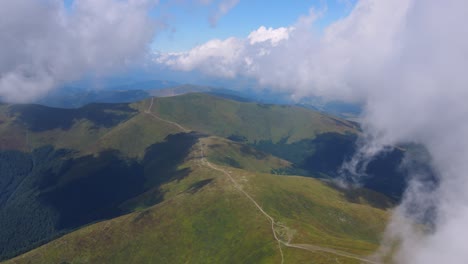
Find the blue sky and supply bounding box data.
[152,0,356,52]
[63,0,355,52]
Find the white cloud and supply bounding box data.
[157,37,245,77]
[0,0,158,102]
[156,1,468,262]
[248,26,294,46]
[156,25,294,77]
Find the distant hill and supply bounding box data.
[107,80,180,91]
[0,93,408,262]
[149,93,359,142]
[298,100,362,120]
[34,80,181,108]
[34,82,250,109]
[149,84,253,102]
[37,88,150,108]
[34,81,361,119]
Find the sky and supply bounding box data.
[62,0,356,52]
[150,0,356,52]
[2,1,468,263]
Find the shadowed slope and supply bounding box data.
[0,133,199,260]
[0,94,397,262]
[5,141,389,264]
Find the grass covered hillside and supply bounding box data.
[149,93,359,144]
[200,136,291,173]
[0,103,138,153]
[145,94,409,199]
[0,133,200,260]
[0,93,399,262]
[0,101,182,158]
[5,138,390,264]
[0,93,357,157]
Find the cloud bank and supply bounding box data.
[157,0,468,262]
[0,0,158,103]
[156,24,294,78]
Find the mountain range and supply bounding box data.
[0,91,416,263]
[34,81,362,119]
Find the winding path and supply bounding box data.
[198,142,286,264]
[144,97,379,264]
[145,97,189,132]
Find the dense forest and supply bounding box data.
[0,133,199,261]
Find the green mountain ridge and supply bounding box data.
[33,83,361,120]
[4,136,389,264]
[0,93,396,262]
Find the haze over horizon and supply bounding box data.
[1,0,468,263]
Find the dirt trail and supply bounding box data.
[199,142,379,264]
[144,97,379,264]
[284,244,379,264]
[199,142,285,264]
[146,97,189,132]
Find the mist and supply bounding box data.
[157,0,468,262]
[0,0,158,103]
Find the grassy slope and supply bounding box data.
[0,93,357,157]
[0,104,130,153]
[201,136,291,173]
[0,94,389,263]
[0,104,32,151]
[150,93,358,144]
[0,100,181,158]
[5,143,389,264]
[89,114,177,158]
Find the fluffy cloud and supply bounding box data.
[247,26,293,46]
[157,0,468,263]
[156,37,245,77]
[0,0,158,102]
[156,24,294,77]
